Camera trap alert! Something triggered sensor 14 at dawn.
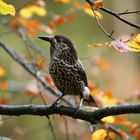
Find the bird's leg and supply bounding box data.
[73,92,84,116]
[51,94,64,111]
[73,98,83,116]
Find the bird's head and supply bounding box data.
[38,35,78,62]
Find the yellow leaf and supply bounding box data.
[0,0,15,16]
[0,67,5,77]
[83,4,103,19]
[92,129,115,140]
[19,7,33,18]
[19,5,46,19]
[127,34,140,52]
[101,96,117,106]
[101,116,115,123]
[31,5,46,16]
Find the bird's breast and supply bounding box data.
[49,58,84,95]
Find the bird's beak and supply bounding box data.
[38,36,54,43]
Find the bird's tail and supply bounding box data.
[82,86,98,107]
[83,94,98,107]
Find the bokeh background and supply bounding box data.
[0,0,140,140]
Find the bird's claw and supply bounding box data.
[50,101,59,111]
[73,105,80,117]
[73,98,83,117]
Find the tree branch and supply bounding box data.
[0,41,76,107]
[100,7,140,29]
[0,104,140,124]
[117,10,140,15]
[85,0,140,30]
[91,6,115,40]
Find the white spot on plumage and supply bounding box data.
[82,86,90,100]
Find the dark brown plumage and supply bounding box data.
[39,35,97,107]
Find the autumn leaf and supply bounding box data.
[20,5,47,19]
[110,34,140,53]
[10,18,41,36]
[0,0,15,16]
[0,80,8,90]
[127,34,140,52]
[0,67,5,77]
[82,3,103,19]
[92,129,115,140]
[111,40,131,53]
[95,58,111,72]
[101,116,115,123]
[94,0,103,9]
[72,1,81,9]
[89,42,111,48]
[134,130,140,139]
[0,97,9,105]
[25,81,39,97]
[55,0,70,4]
[100,91,118,107]
[119,129,130,140]
[45,75,55,87]
[36,56,46,70]
[48,16,65,30]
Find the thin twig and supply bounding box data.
[100,7,140,29]
[118,10,140,15]
[85,0,140,30]
[91,6,115,40]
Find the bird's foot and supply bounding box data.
[73,98,83,117]
[50,101,59,111]
[73,105,80,117]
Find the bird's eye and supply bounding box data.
[57,38,62,43]
[54,36,62,43]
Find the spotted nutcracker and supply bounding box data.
[39,35,97,107]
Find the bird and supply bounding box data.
[39,35,97,107]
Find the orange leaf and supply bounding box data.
[134,130,140,139]
[66,13,76,21]
[45,75,55,87]
[114,116,124,124]
[0,97,9,105]
[72,1,81,9]
[119,129,130,140]
[49,17,65,29]
[89,42,111,48]
[95,58,111,72]
[104,92,113,99]
[55,0,70,4]
[24,20,41,36]
[130,123,139,133]
[36,56,46,70]
[0,80,8,90]
[94,0,103,9]
[10,18,41,36]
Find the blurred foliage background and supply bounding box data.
[0,0,140,140]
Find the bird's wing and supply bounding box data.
[76,60,88,87]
